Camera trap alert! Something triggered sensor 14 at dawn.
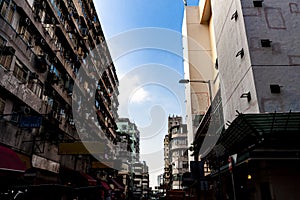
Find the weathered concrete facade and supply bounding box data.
[0,0,120,191]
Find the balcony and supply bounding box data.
[0,69,42,113]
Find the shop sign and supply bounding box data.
[19,116,42,128]
[32,154,60,173]
[92,161,114,169]
[58,141,104,155]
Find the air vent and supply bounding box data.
[261,39,272,47]
[253,0,263,7]
[270,84,281,93]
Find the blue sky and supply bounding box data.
[94,0,199,187]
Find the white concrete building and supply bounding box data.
[182,1,300,199]
[182,3,219,162]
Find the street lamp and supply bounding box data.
[178,79,213,104]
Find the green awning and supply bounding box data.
[214,112,300,157]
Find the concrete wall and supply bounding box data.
[241,0,300,112]
[182,7,194,163]
[211,0,300,123]
[211,0,259,124]
[183,5,217,162]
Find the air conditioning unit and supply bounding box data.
[21,106,31,115]
[20,17,31,26]
[10,112,19,123]
[29,72,39,80]
[42,1,46,9]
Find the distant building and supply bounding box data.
[141,161,150,198]
[116,118,148,199]
[116,118,140,166]
[163,134,171,188]
[164,115,189,189]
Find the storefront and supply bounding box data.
[0,145,26,189]
[59,167,97,187]
[200,112,300,200]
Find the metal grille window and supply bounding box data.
[13,59,28,83]
[18,26,32,45]
[0,0,16,24]
[182,161,188,169]
[0,0,9,18]
[0,96,5,115]
[0,36,13,70]
[28,79,43,98]
[0,54,12,70]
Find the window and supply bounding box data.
[183,161,188,169]
[172,127,178,134]
[1,0,16,24]
[6,1,15,23]
[0,35,13,70]
[13,59,28,83]
[0,53,12,70]
[18,24,32,45]
[0,36,6,47]
[0,96,5,115]
[28,79,43,98]
[253,0,263,7]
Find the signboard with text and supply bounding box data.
[19,116,42,128]
[32,154,60,173]
[58,141,104,155]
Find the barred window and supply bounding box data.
[0,96,5,115]
[28,79,43,98]
[0,0,16,24]
[13,59,28,83]
[0,36,13,70]
[0,54,12,70]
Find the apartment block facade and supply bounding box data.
[163,115,189,190]
[116,118,150,199]
[0,0,120,198]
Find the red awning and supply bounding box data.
[79,171,97,186]
[100,181,111,190]
[60,167,97,187]
[0,145,26,172]
[110,178,125,190]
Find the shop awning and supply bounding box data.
[0,145,26,172]
[204,112,300,171]
[100,181,111,190]
[79,171,97,186]
[110,178,124,190]
[59,167,97,187]
[217,112,300,155]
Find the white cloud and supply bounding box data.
[130,88,151,103]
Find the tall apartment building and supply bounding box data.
[141,161,150,199]
[0,0,119,195]
[164,115,189,189]
[116,118,140,165]
[163,134,171,189]
[116,118,143,199]
[183,0,300,199]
